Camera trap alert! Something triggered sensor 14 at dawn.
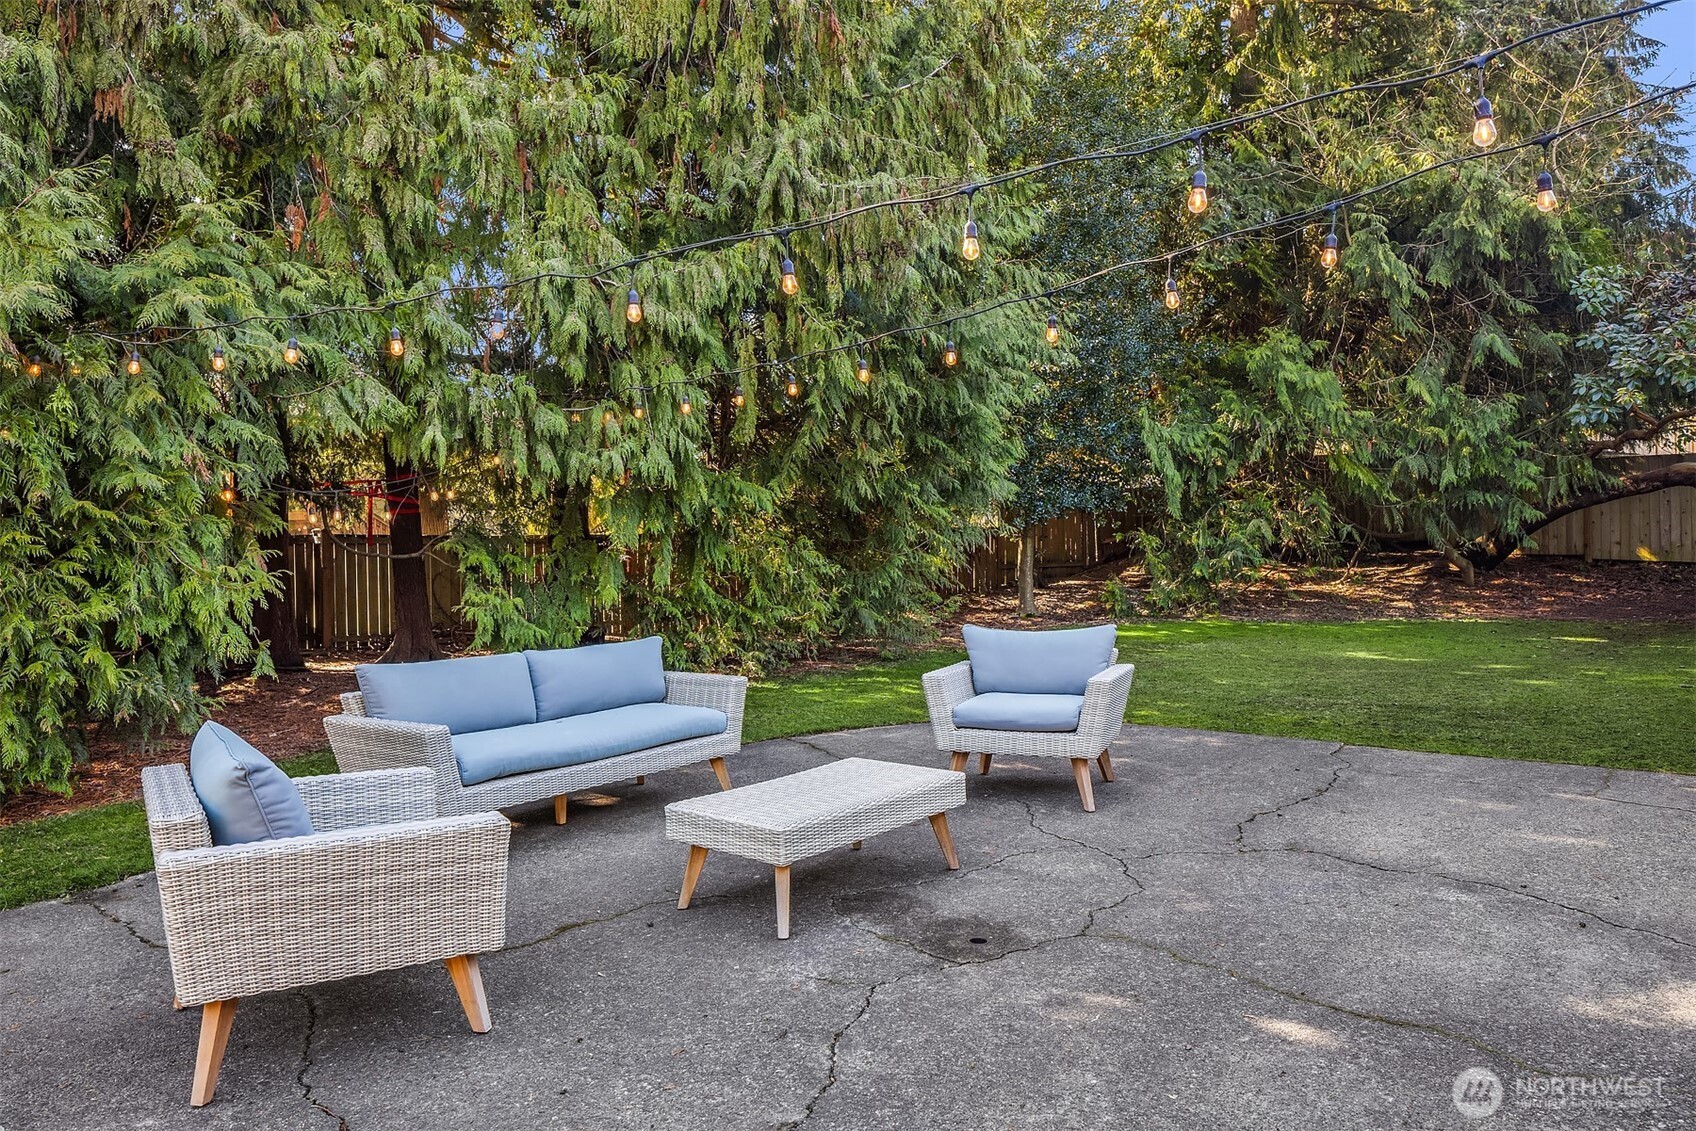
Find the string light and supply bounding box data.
[210,346,227,373]
[26,360,41,378]
[942,340,959,367]
[487,314,507,341]
[786,374,801,398]
[680,393,693,415]
[632,393,646,420]
[1472,64,1498,147]
[446,489,456,501]
[127,348,142,375]
[283,337,301,365]
[219,486,235,504]
[857,356,871,383]
[1045,314,1060,345]
[1187,166,1209,214]
[1535,139,1559,211]
[779,238,799,296]
[602,408,616,425]
[961,189,981,261]
[1163,259,1181,310]
[732,386,745,407]
[625,270,644,323]
[571,410,582,422]
[1319,206,1340,270]
[387,327,405,358]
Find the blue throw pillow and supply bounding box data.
[525,636,669,720]
[356,653,537,734]
[962,623,1117,696]
[188,721,315,846]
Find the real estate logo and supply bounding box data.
[1453,1067,1505,1119]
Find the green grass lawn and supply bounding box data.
[4,619,1691,910]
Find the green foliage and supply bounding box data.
[1571,253,1696,441]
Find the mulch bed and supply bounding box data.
[5,550,1689,827]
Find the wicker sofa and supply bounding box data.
[922,624,1135,812]
[142,759,510,1106]
[324,638,747,824]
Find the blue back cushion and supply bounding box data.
[356,653,537,734]
[525,636,669,721]
[189,721,315,846]
[962,623,1117,696]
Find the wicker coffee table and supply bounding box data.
[664,758,967,938]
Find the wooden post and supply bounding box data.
[316,533,335,650]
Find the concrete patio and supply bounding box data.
[3,723,1691,1129]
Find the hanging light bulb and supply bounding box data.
[632,394,646,420]
[69,363,81,376]
[283,337,301,365]
[1187,167,1209,215]
[571,410,583,423]
[786,374,801,398]
[1045,314,1060,346]
[219,485,236,504]
[961,217,981,262]
[445,489,456,501]
[602,408,616,425]
[625,287,643,324]
[1320,233,1339,270]
[1535,170,1558,213]
[388,326,405,358]
[487,314,507,342]
[26,359,41,378]
[429,488,441,502]
[942,340,959,368]
[857,357,871,384]
[1163,275,1181,311]
[127,348,142,376]
[732,386,745,407]
[1472,96,1497,148]
[680,393,693,415]
[331,505,343,523]
[210,346,227,373]
[779,243,799,296]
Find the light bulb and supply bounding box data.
[429,489,440,502]
[942,341,959,367]
[445,489,455,501]
[633,399,645,420]
[26,360,41,378]
[210,346,227,373]
[571,411,582,423]
[1472,97,1497,148]
[69,363,80,376]
[127,349,142,375]
[1163,277,1181,311]
[1187,169,1209,215]
[680,394,693,415]
[1320,233,1339,270]
[857,357,871,384]
[786,376,800,398]
[1535,170,1558,212]
[780,258,798,296]
[283,338,301,365]
[732,386,745,407]
[625,288,643,324]
[602,409,615,425]
[219,487,236,504]
[961,219,981,262]
[1045,315,1060,346]
[488,317,506,342]
[331,507,343,523]
[388,327,405,357]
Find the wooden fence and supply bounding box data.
[1520,456,1695,563]
[282,512,1133,650]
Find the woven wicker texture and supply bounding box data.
[328,670,748,816]
[922,653,1136,761]
[142,763,511,1008]
[664,758,966,866]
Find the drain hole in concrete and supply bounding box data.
[969,937,989,945]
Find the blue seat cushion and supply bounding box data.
[962,623,1116,696]
[189,721,315,846]
[524,636,668,720]
[952,693,1085,733]
[357,653,536,734]
[452,703,728,786]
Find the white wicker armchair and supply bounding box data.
[922,649,1135,811]
[324,670,747,824]
[141,763,510,1107]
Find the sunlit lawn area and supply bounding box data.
[4,618,1690,910]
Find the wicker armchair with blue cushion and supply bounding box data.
[921,624,1135,811]
[143,722,510,1107]
[324,637,747,825]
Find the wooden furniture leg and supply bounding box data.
[850,840,863,850]
[190,998,238,1107]
[774,865,792,939]
[1097,749,1115,782]
[949,751,969,773]
[1070,759,1097,812]
[553,794,568,825]
[978,753,993,775]
[678,845,709,909]
[710,757,732,791]
[444,955,491,1034]
[635,775,646,786]
[928,813,961,870]
[172,995,185,1011]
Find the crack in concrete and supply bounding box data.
[1272,845,1696,951]
[1584,792,1696,818]
[503,896,676,952]
[1234,743,1352,850]
[779,972,927,1131]
[75,896,166,951]
[786,735,850,762]
[296,990,351,1130]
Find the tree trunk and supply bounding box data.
[1017,525,1038,617]
[378,454,444,663]
[254,498,307,672]
[1465,461,1696,572]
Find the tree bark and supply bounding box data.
[1017,524,1038,617]
[253,497,307,671]
[377,454,445,663]
[1464,461,1696,571]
